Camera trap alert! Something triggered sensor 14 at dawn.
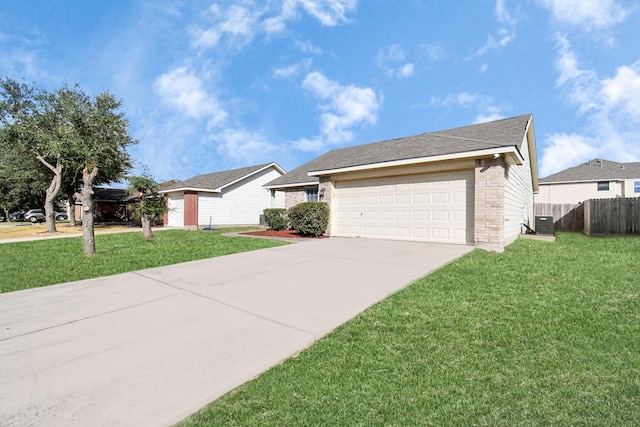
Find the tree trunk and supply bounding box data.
[37,156,63,233]
[76,166,99,256]
[141,214,154,240]
[67,190,77,227]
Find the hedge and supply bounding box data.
[288,202,329,237]
[263,208,287,231]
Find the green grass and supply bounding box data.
[178,233,640,426]
[0,228,287,294]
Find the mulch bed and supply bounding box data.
[241,229,328,239]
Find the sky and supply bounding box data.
[1,0,639,182]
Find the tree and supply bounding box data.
[0,78,135,253]
[127,169,167,240]
[69,91,135,255]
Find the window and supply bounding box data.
[635,181,640,193]
[306,188,318,202]
[597,181,609,191]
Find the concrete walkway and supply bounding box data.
[0,238,473,426]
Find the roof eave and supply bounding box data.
[264,181,318,190]
[308,147,523,177]
[158,187,222,194]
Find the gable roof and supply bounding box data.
[160,162,285,193]
[266,114,534,188]
[540,159,640,183]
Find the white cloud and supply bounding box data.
[273,59,313,78]
[473,28,515,57]
[297,0,357,26]
[601,61,640,121]
[191,4,259,49]
[376,45,415,78]
[537,0,628,29]
[434,92,505,123]
[539,35,640,176]
[539,133,598,177]
[154,67,227,126]
[213,128,278,163]
[294,71,381,151]
[192,1,357,49]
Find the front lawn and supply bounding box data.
[0,229,287,294]
[179,233,640,426]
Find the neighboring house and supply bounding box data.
[266,114,539,251]
[74,187,128,221]
[536,159,640,204]
[160,162,285,228]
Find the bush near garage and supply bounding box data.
[287,202,329,237]
[263,208,288,231]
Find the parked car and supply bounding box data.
[54,211,68,221]
[9,210,26,221]
[24,209,45,223]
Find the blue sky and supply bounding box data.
[1,0,639,182]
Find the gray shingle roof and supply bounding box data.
[539,159,640,183]
[163,163,281,192]
[267,114,532,187]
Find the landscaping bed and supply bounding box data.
[241,229,328,239]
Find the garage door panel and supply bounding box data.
[334,170,474,244]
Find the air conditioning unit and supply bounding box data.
[535,215,554,236]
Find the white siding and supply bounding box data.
[503,136,534,244]
[198,168,282,226]
[167,194,184,227]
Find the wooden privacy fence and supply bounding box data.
[584,197,640,235]
[534,203,583,232]
[535,198,640,235]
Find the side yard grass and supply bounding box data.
[179,233,640,426]
[0,228,287,294]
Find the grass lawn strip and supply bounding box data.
[178,233,640,426]
[0,228,287,294]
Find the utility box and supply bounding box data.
[535,215,554,235]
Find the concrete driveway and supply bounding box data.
[0,237,473,426]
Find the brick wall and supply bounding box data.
[474,158,505,251]
[184,191,198,228]
[284,189,306,209]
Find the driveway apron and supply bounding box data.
[0,238,473,426]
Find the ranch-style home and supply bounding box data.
[265,114,539,251]
[160,162,285,228]
[536,158,640,205]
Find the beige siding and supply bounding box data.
[198,168,282,226]
[503,136,534,244]
[536,180,624,204]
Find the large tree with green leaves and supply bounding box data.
[0,78,135,254]
[127,169,168,240]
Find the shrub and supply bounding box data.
[288,202,329,237]
[263,208,287,231]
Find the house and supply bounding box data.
[536,159,640,204]
[265,114,539,251]
[160,162,285,228]
[74,187,128,222]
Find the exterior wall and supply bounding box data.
[622,179,640,198]
[474,158,505,251]
[284,188,307,209]
[197,167,281,226]
[319,176,334,236]
[166,193,184,227]
[503,136,535,245]
[270,190,285,208]
[184,191,198,228]
[536,180,625,204]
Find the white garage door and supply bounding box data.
[334,170,474,244]
[167,195,184,227]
